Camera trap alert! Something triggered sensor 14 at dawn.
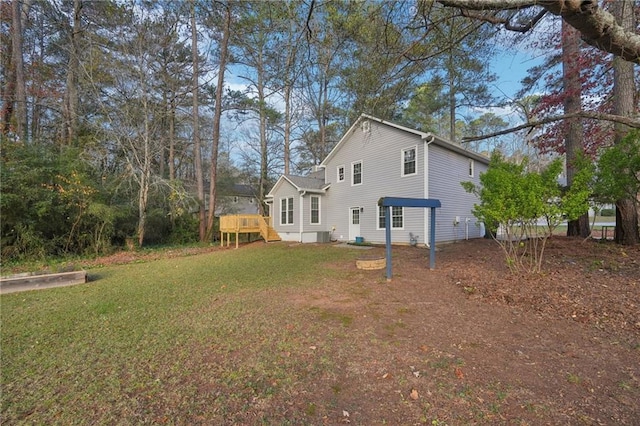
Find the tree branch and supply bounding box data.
[437,0,640,64]
[460,9,547,32]
[461,111,640,143]
[305,0,316,42]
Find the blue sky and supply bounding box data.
[491,49,541,100]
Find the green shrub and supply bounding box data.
[169,214,199,244]
[600,208,615,217]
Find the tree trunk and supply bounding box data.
[258,84,268,216]
[448,53,456,142]
[562,21,590,238]
[283,82,291,175]
[137,82,152,247]
[612,0,638,245]
[206,2,231,241]
[191,1,206,241]
[11,0,27,141]
[63,0,81,146]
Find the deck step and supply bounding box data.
[264,227,281,242]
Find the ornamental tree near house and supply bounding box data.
[593,130,640,219]
[439,0,640,245]
[462,152,593,274]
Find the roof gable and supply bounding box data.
[266,174,328,198]
[321,113,489,166]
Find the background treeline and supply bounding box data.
[1,0,638,261]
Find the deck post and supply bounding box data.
[235,231,239,249]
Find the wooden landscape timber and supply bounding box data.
[0,270,88,294]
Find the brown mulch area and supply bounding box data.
[289,237,639,425]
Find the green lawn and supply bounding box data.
[1,244,360,424]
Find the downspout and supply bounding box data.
[299,191,306,242]
[423,134,435,247]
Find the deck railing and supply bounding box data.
[219,214,279,247]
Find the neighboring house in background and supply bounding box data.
[266,114,489,245]
[215,184,261,216]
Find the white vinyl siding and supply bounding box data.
[323,120,424,244]
[402,146,417,177]
[280,197,294,225]
[310,196,320,224]
[352,161,362,186]
[429,144,488,242]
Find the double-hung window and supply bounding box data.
[352,161,362,185]
[337,165,345,182]
[402,146,417,176]
[377,205,404,229]
[280,197,294,225]
[468,159,474,177]
[310,196,320,224]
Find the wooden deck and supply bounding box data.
[219,215,281,248]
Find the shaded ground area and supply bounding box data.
[286,237,640,424]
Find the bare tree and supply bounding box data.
[62,0,81,145]
[206,1,231,241]
[2,0,30,140]
[435,0,640,64]
[191,0,206,241]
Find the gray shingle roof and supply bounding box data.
[284,174,327,191]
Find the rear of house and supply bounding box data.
[265,174,329,243]
[266,114,488,245]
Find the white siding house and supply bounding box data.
[265,114,489,245]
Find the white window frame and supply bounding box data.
[310,196,320,225]
[377,205,404,230]
[468,159,474,177]
[280,197,294,226]
[337,165,345,182]
[401,146,417,177]
[352,160,363,186]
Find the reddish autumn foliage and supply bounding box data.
[525,27,615,158]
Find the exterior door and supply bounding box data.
[349,207,361,241]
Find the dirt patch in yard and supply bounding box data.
[287,237,640,424]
